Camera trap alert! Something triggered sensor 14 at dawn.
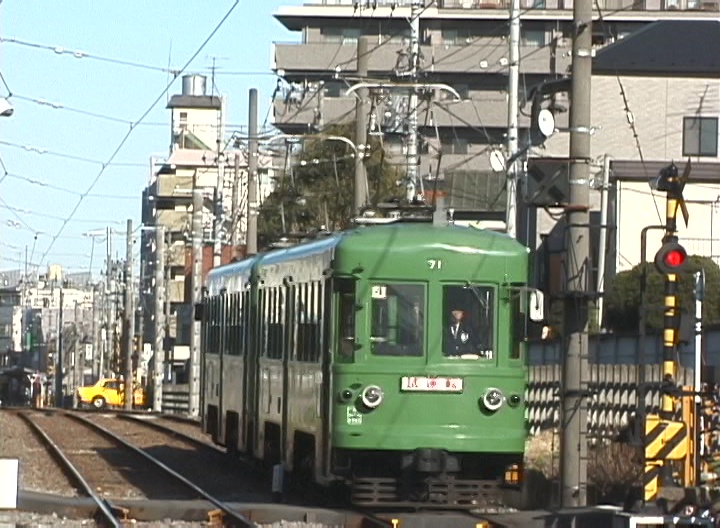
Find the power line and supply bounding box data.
[593,0,664,227]
[0,140,146,167]
[3,171,138,200]
[0,202,124,225]
[34,0,242,268]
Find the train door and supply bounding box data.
[220,292,245,453]
[319,277,335,478]
[250,286,266,459]
[203,295,221,442]
[243,286,257,455]
[282,283,295,467]
[217,292,227,446]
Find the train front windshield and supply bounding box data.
[369,284,425,357]
[443,285,494,360]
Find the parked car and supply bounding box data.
[76,378,145,409]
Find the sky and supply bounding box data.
[0,0,303,277]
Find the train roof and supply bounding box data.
[337,222,528,256]
[206,222,527,287]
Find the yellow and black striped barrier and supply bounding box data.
[644,415,688,502]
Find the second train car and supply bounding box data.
[200,219,543,508]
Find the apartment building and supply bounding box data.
[271,0,719,218]
[140,75,276,374]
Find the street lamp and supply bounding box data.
[266,133,359,156]
[0,98,14,118]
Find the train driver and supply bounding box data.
[445,306,482,356]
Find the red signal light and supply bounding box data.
[654,240,687,274]
[664,249,686,268]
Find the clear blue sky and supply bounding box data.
[0,0,303,276]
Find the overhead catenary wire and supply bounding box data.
[37,0,242,268]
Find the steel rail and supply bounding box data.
[17,411,122,528]
[65,412,254,528]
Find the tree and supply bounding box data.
[258,124,403,246]
[604,255,720,333]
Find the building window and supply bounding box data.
[441,138,468,155]
[322,27,362,44]
[522,29,546,47]
[683,117,718,157]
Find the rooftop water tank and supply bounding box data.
[182,74,207,97]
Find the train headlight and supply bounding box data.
[481,388,504,412]
[338,389,355,403]
[507,393,522,408]
[361,385,384,409]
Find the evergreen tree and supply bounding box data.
[604,255,720,333]
[258,124,403,247]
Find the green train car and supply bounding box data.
[200,221,543,508]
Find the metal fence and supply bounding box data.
[525,327,720,436]
[527,363,695,437]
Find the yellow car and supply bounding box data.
[76,378,145,409]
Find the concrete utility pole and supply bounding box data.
[560,0,592,507]
[55,286,64,407]
[405,0,421,204]
[103,227,113,379]
[231,152,240,249]
[123,219,135,410]
[152,226,166,413]
[506,0,520,239]
[213,110,226,268]
[92,283,100,381]
[354,36,370,214]
[189,190,204,417]
[72,301,79,408]
[247,88,259,257]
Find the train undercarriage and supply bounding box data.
[333,448,522,509]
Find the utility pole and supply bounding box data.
[247,87,259,257]
[354,36,370,214]
[213,100,226,268]
[231,152,240,250]
[506,0,520,239]
[405,0,421,204]
[72,301,79,407]
[189,190,204,417]
[92,283,100,381]
[152,226,166,413]
[103,227,113,379]
[55,286,64,407]
[123,219,135,410]
[560,0,592,507]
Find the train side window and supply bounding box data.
[209,296,219,354]
[297,283,308,362]
[370,283,424,357]
[258,289,267,357]
[223,294,231,356]
[335,278,356,359]
[230,293,241,356]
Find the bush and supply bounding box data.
[604,255,720,333]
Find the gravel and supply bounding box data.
[0,410,76,496]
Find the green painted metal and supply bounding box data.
[204,221,532,481]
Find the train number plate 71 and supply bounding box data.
[400,376,464,392]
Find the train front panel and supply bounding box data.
[328,223,532,507]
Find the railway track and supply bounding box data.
[17,409,255,526]
[11,409,395,527]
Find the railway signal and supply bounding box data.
[654,238,687,275]
[643,159,694,505]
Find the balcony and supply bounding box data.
[273,40,570,78]
[273,88,570,131]
[154,175,193,198]
[155,210,188,232]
